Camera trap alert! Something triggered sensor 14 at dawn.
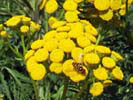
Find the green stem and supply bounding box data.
[96,34,101,46]
[58,9,65,20]
[21,35,26,55]
[71,80,90,100]
[32,80,39,100]
[33,0,39,22]
[61,78,68,100]
[126,0,129,15]
[6,41,22,58]
[44,12,49,32]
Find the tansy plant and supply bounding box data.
[0,16,41,58]
[23,0,126,99]
[0,0,132,100]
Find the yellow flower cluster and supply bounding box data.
[25,0,125,97]
[87,0,133,21]
[25,45,47,80]
[4,16,40,35]
[25,16,97,81]
[88,48,124,96]
[39,0,58,14]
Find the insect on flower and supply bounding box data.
[72,62,86,75]
[72,53,86,75]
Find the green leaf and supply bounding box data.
[0,72,12,100]
[52,85,64,100]
[2,67,22,87]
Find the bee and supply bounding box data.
[72,62,86,75]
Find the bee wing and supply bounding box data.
[78,53,84,63]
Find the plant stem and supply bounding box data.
[61,78,68,100]
[71,80,90,100]
[126,0,129,14]
[44,12,49,32]
[96,34,101,45]
[21,35,26,55]
[58,9,65,20]
[32,80,39,100]
[6,41,22,58]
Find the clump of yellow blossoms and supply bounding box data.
[0,16,41,38]
[24,0,125,97]
[87,0,133,21]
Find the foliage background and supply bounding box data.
[0,0,133,100]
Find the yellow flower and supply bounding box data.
[103,80,112,87]
[94,0,110,11]
[93,67,108,80]
[70,66,88,82]
[5,16,21,27]
[95,45,111,55]
[85,25,98,36]
[110,0,121,10]
[119,9,126,16]
[26,56,38,72]
[34,48,49,62]
[83,53,100,65]
[63,59,74,77]
[74,0,83,3]
[0,31,9,38]
[44,38,58,51]
[63,59,88,82]
[31,40,44,50]
[102,57,116,69]
[56,26,71,32]
[63,0,77,11]
[43,30,57,42]
[55,32,68,42]
[77,35,91,48]
[48,16,58,28]
[84,33,97,43]
[71,47,83,62]
[111,51,124,61]
[112,66,124,80]
[67,22,83,31]
[30,64,46,80]
[68,22,83,38]
[22,16,31,25]
[59,39,75,53]
[50,49,64,62]
[99,9,113,21]
[129,77,133,84]
[65,11,79,22]
[128,0,133,4]
[20,25,29,33]
[39,0,47,10]
[51,21,66,29]
[68,30,82,39]
[83,45,95,54]
[45,0,58,14]
[24,50,35,60]
[30,21,41,32]
[89,82,104,96]
[49,63,63,74]
[0,24,4,31]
